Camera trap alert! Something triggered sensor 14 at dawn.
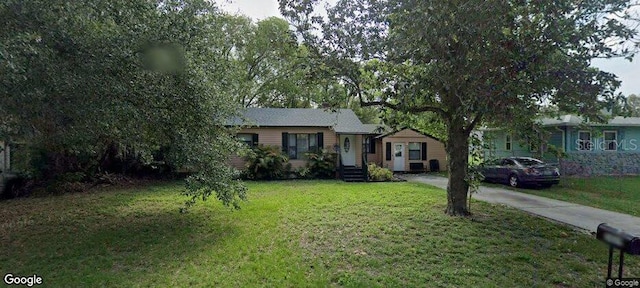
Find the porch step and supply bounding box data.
[342,166,366,182]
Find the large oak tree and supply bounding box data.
[1,0,247,207]
[280,0,640,215]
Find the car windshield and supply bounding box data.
[515,158,543,166]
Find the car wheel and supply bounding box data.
[508,174,519,188]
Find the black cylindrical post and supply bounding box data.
[618,250,624,279]
[608,245,614,279]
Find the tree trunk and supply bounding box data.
[445,121,471,216]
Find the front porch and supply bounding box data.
[335,134,371,182]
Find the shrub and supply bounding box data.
[368,163,394,181]
[305,149,336,179]
[244,145,290,180]
[294,167,312,179]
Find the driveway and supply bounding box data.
[404,174,640,235]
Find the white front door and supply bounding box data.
[340,135,356,166]
[393,143,405,171]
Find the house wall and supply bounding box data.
[481,130,533,159]
[380,129,447,172]
[482,129,565,163]
[564,126,640,152]
[483,126,640,176]
[560,126,640,175]
[366,139,382,166]
[229,127,341,170]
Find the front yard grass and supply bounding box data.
[505,176,640,217]
[1,181,638,287]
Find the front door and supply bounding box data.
[340,135,356,166]
[393,143,405,171]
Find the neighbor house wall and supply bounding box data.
[481,130,532,159]
[560,126,640,176]
[483,126,640,176]
[229,127,337,170]
[380,129,447,172]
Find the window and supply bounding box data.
[367,137,376,154]
[409,142,421,160]
[603,131,617,151]
[578,131,592,151]
[502,159,516,166]
[514,158,543,166]
[286,133,319,159]
[238,134,256,147]
[505,134,512,151]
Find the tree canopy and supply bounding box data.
[1,0,246,207]
[280,0,640,215]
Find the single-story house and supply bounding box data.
[228,108,447,181]
[481,115,640,176]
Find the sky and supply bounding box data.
[220,0,640,96]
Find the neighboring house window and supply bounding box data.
[285,133,320,159]
[578,131,592,151]
[409,142,421,160]
[505,134,512,151]
[603,131,617,151]
[238,134,257,148]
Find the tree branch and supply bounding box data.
[464,112,483,135]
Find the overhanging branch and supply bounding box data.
[359,98,448,117]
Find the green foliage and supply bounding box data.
[280,0,640,215]
[294,166,312,179]
[244,145,291,180]
[304,149,336,179]
[367,163,393,181]
[1,0,247,208]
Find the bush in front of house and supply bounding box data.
[244,145,291,180]
[305,149,336,179]
[368,163,394,181]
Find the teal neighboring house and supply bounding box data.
[481,115,640,176]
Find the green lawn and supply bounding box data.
[1,181,637,287]
[504,176,640,217]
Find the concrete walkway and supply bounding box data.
[404,174,640,235]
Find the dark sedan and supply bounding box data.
[480,157,560,188]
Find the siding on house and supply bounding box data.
[229,127,338,169]
[366,139,382,166]
[564,126,640,152]
[380,129,448,172]
[482,131,535,159]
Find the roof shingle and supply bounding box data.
[228,108,373,134]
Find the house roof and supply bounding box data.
[362,124,390,134]
[477,115,640,131]
[375,127,442,142]
[540,115,640,127]
[227,108,373,134]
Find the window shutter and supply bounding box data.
[421,142,427,160]
[282,133,288,153]
[369,137,376,154]
[252,134,259,146]
[385,142,392,160]
[317,132,324,150]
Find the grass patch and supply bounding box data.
[1,181,638,287]
[501,176,640,217]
